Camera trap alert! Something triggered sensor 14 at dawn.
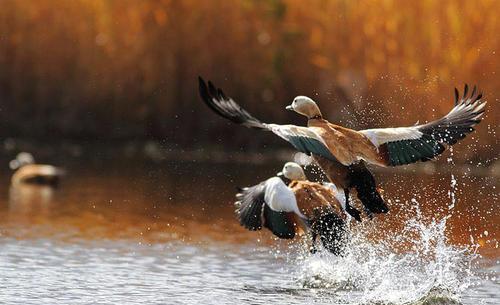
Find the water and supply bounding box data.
[0,160,498,304]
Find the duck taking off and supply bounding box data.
[10,152,64,186]
[199,77,486,220]
[236,162,348,254]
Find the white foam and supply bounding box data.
[290,200,478,305]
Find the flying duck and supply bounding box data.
[199,77,486,220]
[10,152,64,186]
[236,162,348,254]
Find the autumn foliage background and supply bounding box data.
[0,0,497,164]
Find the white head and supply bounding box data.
[285,96,322,119]
[9,152,35,170]
[278,162,307,181]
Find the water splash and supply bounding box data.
[291,200,479,305]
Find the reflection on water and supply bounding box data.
[9,184,55,214]
[0,160,498,304]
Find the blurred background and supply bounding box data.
[0,0,497,164]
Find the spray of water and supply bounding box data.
[291,206,478,304]
[286,168,480,305]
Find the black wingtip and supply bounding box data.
[198,76,208,93]
[218,88,227,100]
[198,77,211,104]
[207,81,217,97]
[471,85,477,99]
[454,84,483,106]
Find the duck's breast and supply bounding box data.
[291,181,346,220]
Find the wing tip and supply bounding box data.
[454,83,484,106]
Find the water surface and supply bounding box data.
[0,160,498,304]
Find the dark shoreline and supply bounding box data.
[1,138,497,177]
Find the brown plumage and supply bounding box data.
[289,180,345,221]
[235,162,348,254]
[11,164,63,186]
[308,120,386,166]
[289,179,348,254]
[10,153,64,186]
[199,78,485,220]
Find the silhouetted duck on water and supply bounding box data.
[199,78,486,220]
[10,152,64,186]
[236,162,348,254]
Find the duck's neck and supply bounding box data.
[309,114,323,120]
[307,116,326,127]
[279,175,292,186]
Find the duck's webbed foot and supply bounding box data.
[344,188,362,222]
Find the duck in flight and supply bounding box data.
[199,77,486,220]
[10,152,64,186]
[236,162,348,254]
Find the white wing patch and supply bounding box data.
[360,127,423,147]
[264,177,304,218]
[265,124,326,145]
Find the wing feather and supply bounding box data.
[199,77,338,162]
[266,124,338,162]
[235,183,266,230]
[263,207,296,239]
[236,178,298,239]
[360,85,485,166]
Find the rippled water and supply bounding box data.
[0,160,498,304]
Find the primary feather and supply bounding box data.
[360,84,486,166]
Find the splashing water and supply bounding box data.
[281,147,485,304]
[290,199,479,305]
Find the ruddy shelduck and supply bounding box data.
[236,162,348,254]
[10,152,64,186]
[199,78,486,220]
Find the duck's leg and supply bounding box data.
[309,230,318,254]
[344,188,362,222]
[300,217,318,253]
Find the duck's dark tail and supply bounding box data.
[312,213,347,255]
[348,162,389,214]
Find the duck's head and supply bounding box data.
[285,96,322,119]
[9,152,35,170]
[277,162,306,181]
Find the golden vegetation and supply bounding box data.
[0,0,497,162]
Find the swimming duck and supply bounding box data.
[199,78,486,220]
[10,152,64,186]
[236,162,348,254]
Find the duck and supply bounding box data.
[199,77,486,220]
[236,162,348,254]
[10,152,64,186]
